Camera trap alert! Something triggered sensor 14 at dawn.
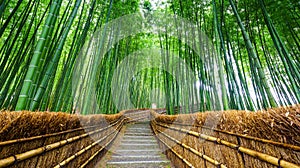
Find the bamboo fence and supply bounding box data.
[0,109,145,168]
[150,105,300,168]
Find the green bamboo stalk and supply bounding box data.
[0,0,23,38]
[229,0,277,107]
[259,0,300,102]
[212,0,229,110]
[30,0,82,110]
[15,0,63,111]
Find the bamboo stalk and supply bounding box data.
[15,0,63,110]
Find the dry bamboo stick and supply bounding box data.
[155,121,300,168]
[0,118,126,168]
[167,121,300,151]
[53,121,124,168]
[0,125,100,147]
[155,132,195,168]
[156,128,227,168]
[78,128,121,168]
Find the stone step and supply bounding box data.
[121,140,157,144]
[126,127,152,131]
[124,132,153,136]
[106,160,170,168]
[127,126,151,129]
[114,149,163,155]
[119,144,159,148]
[120,143,158,146]
[125,131,153,134]
[122,135,156,140]
[126,129,151,131]
[121,138,155,142]
[127,125,151,128]
[126,125,150,128]
[110,155,163,161]
[106,122,170,168]
[120,143,157,146]
[119,144,159,150]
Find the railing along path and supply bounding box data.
[0,107,300,168]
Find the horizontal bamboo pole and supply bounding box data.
[155,121,300,168]
[155,131,195,168]
[155,127,227,168]
[54,120,124,168]
[0,118,126,168]
[166,121,300,151]
[78,121,124,168]
[0,125,101,147]
[78,130,120,168]
[79,121,123,168]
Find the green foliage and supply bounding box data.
[0,0,299,114]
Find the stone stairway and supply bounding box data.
[106,122,171,168]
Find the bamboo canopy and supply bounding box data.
[0,0,299,114]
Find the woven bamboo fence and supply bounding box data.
[150,105,300,168]
[2,106,299,168]
[0,109,150,168]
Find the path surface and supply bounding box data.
[106,122,171,168]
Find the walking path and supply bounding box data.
[106,122,171,168]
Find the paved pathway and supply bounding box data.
[106,122,171,168]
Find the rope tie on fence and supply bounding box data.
[278,157,283,168]
[42,146,47,156]
[215,137,221,144]
[235,144,241,152]
[12,155,18,166]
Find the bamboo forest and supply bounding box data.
[0,0,299,167]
